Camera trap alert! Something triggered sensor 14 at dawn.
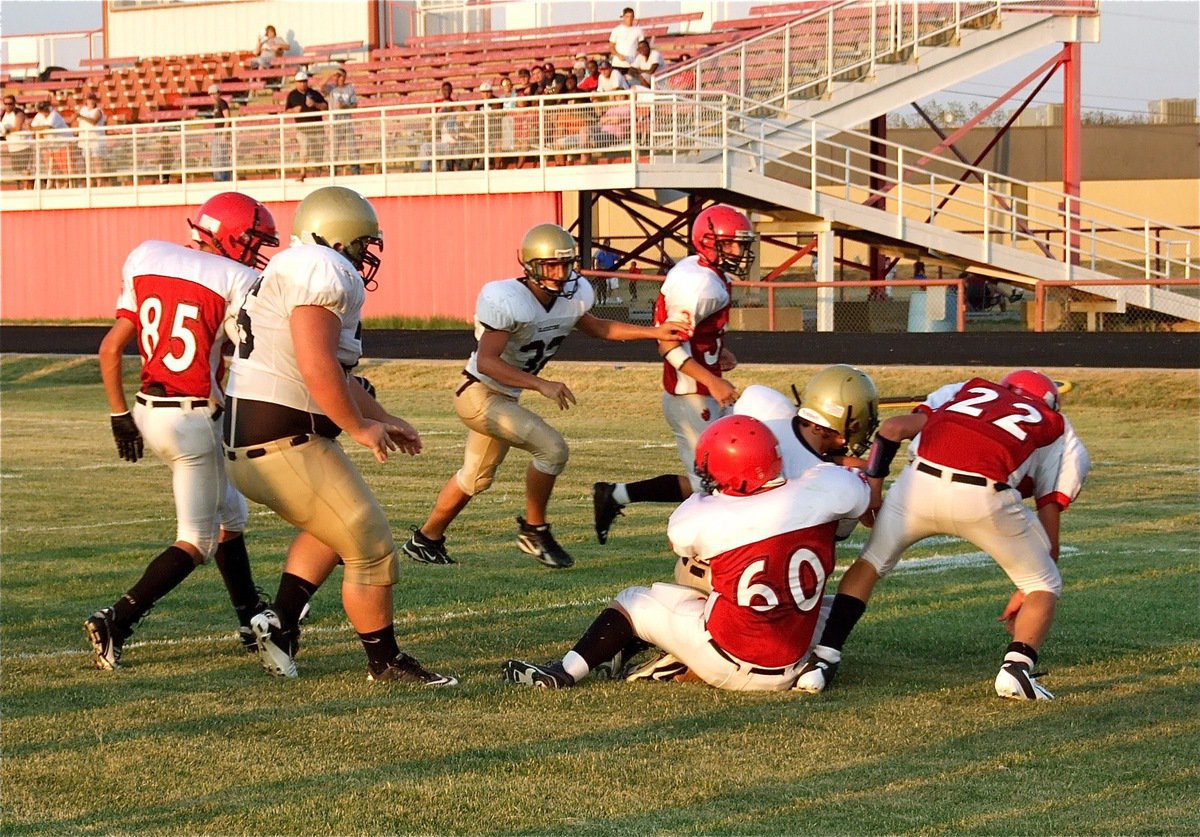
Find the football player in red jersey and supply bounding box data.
[503,414,869,691]
[85,192,280,670]
[796,370,1078,701]
[592,204,756,544]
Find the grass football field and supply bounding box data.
[2,356,1197,835]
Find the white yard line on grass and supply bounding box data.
[12,548,1078,662]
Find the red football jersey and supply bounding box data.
[916,377,1065,483]
[707,523,838,667]
[668,465,870,668]
[116,240,259,399]
[654,255,731,397]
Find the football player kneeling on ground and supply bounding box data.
[796,369,1085,701]
[503,414,870,691]
[223,186,455,686]
[401,222,690,570]
[86,192,280,671]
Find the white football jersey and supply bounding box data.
[465,275,594,398]
[116,240,259,401]
[732,384,824,478]
[914,380,1088,507]
[226,243,365,414]
[668,463,870,564]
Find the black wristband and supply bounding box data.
[864,436,900,479]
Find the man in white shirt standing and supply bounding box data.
[608,7,646,70]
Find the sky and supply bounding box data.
[1,0,1196,116]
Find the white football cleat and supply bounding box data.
[792,651,840,694]
[995,662,1053,700]
[250,609,297,678]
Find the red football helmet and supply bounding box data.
[1000,369,1060,412]
[694,415,783,496]
[692,204,756,277]
[188,192,279,269]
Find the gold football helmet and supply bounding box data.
[293,186,384,285]
[519,223,578,298]
[796,364,880,456]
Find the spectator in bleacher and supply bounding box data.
[515,68,533,96]
[419,81,459,172]
[2,94,20,137]
[668,53,697,91]
[207,84,232,182]
[543,62,568,90]
[913,259,927,280]
[578,59,601,93]
[511,86,539,168]
[595,62,632,148]
[529,65,547,94]
[1,105,34,188]
[548,78,590,167]
[285,71,328,182]
[573,53,589,80]
[609,7,646,70]
[628,38,664,89]
[324,66,360,175]
[250,25,289,69]
[475,82,504,169]
[498,76,517,109]
[76,91,108,178]
[595,60,630,94]
[30,100,76,188]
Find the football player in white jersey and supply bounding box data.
[795,369,1088,700]
[86,192,279,671]
[223,186,455,686]
[667,365,880,592]
[592,204,756,544]
[503,414,870,691]
[401,223,691,570]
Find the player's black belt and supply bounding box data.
[916,460,1009,491]
[707,639,793,677]
[225,434,313,461]
[456,370,480,397]
[136,392,210,410]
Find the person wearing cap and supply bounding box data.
[595,60,629,94]
[76,90,109,180]
[608,7,646,69]
[30,100,76,187]
[206,84,232,181]
[323,66,359,175]
[572,54,589,80]
[285,71,327,182]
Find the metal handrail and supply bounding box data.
[3,90,1194,284]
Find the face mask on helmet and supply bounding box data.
[693,205,757,278]
[793,364,880,457]
[694,415,783,496]
[1000,369,1060,411]
[292,186,384,288]
[188,192,279,269]
[519,223,578,299]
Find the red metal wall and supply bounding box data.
[1,192,560,322]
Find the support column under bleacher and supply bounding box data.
[1063,41,1082,267]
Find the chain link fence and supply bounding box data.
[581,271,1199,333]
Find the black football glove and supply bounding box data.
[111,412,144,462]
[352,375,377,399]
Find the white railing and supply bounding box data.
[652,0,1099,120]
[2,90,1194,283]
